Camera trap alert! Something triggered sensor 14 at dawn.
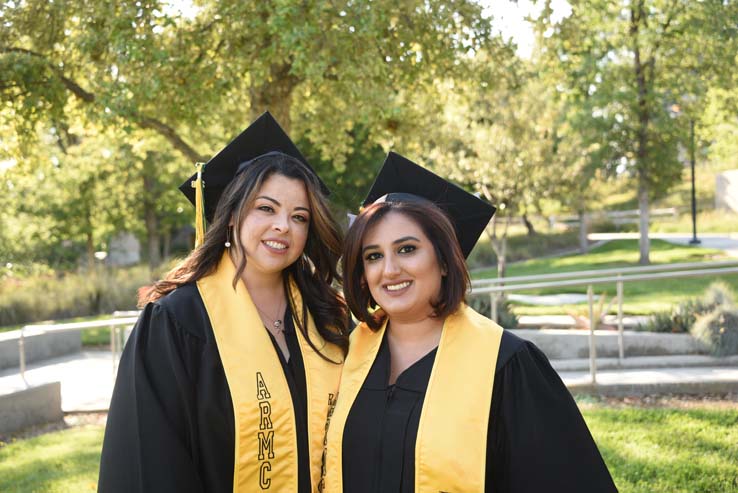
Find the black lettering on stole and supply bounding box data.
[317,392,338,493]
[256,372,275,489]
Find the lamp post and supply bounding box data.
[669,102,700,245]
[688,118,700,245]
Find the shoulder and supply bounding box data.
[458,305,530,372]
[496,329,528,371]
[147,283,210,341]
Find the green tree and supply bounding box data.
[425,52,569,278]
[1,0,503,268]
[1,0,494,165]
[535,0,738,264]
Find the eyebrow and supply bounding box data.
[362,236,420,253]
[256,195,310,213]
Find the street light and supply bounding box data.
[687,118,700,245]
[669,103,700,245]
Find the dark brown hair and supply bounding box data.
[342,200,469,330]
[141,153,349,358]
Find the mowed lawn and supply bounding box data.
[472,239,738,315]
[2,403,737,493]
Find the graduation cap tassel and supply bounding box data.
[192,162,206,248]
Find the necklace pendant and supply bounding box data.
[273,320,282,329]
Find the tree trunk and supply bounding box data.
[249,64,297,131]
[161,230,171,262]
[142,160,161,270]
[496,240,507,280]
[631,0,651,265]
[578,210,589,253]
[86,229,95,271]
[145,210,161,270]
[487,215,511,281]
[521,213,536,236]
[638,179,650,265]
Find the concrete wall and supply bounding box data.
[515,329,709,360]
[0,382,63,434]
[0,329,82,371]
[716,170,738,212]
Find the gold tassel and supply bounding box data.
[192,162,206,248]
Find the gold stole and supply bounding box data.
[323,305,503,493]
[197,253,343,492]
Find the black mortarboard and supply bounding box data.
[178,111,328,224]
[363,152,496,258]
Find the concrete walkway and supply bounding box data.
[0,350,115,412]
[2,348,738,412]
[564,366,738,396]
[588,232,738,257]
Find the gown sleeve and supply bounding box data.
[98,301,205,493]
[487,335,618,493]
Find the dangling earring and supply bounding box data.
[225,227,232,248]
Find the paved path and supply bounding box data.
[2,349,738,412]
[563,366,738,396]
[0,350,115,412]
[588,232,738,257]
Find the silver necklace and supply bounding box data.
[256,299,286,334]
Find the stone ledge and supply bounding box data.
[513,328,709,359]
[0,329,82,371]
[0,382,63,434]
[568,380,738,397]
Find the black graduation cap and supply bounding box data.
[179,111,328,223]
[363,152,496,258]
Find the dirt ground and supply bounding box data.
[0,412,107,446]
[577,392,738,410]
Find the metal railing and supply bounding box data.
[469,262,738,384]
[471,259,738,287]
[18,315,139,387]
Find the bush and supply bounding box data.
[691,307,738,356]
[468,295,519,330]
[0,266,153,328]
[703,281,736,309]
[638,282,736,333]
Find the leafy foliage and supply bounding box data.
[637,281,736,334]
[691,306,738,357]
[0,265,152,327]
[467,295,519,330]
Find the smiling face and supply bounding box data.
[361,211,445,324]
[236,173,310,282]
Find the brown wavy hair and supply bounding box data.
[141,153,349,358]
[342,200,469,330]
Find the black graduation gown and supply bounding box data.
[98,283,311,493]
[342,329,618,493]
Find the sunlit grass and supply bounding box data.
[582,405,738,493]
[3,404,737,493]
[0,425,103,493]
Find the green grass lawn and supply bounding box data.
[0,425,103,493]
[472,239,738,315]
[584,404,738,493]
[2,402,736,492]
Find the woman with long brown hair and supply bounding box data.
[99,113,349,493]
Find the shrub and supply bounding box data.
[468,295,519,330]
[691,307,738,356]
[703,281,736,309]
[0,266,153,328]
[638,282,736,333]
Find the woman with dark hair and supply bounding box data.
[322,153,617,493]
[99,113,349,493]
